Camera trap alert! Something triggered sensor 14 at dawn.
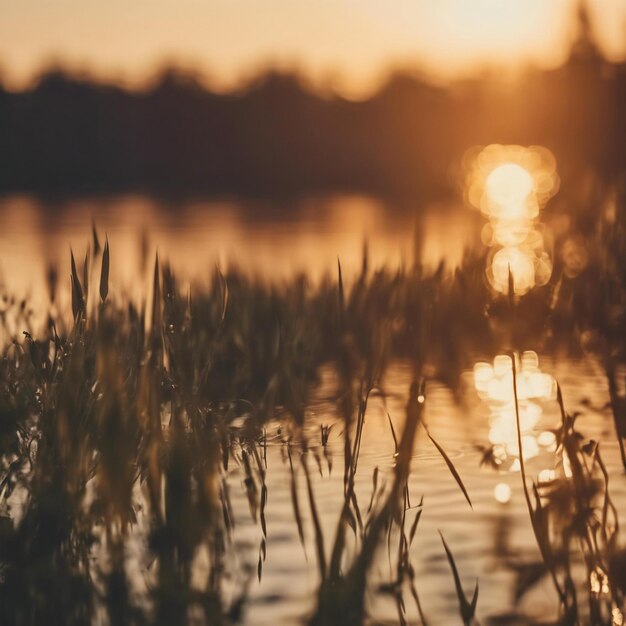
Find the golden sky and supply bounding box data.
[1,0,625,96]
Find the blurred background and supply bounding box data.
[0,0,625,294]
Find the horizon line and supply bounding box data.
[0,43,617,102]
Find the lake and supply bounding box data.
[0,194,480,311]
[0,193,623,625]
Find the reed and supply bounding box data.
[0,215,624,625]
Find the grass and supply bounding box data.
[0,203,625,625]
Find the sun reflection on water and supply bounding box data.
[465,144,559,295]
[474,351,557,475]
[485,162,536,221]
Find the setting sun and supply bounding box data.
[485,163,535,220]
[466,145,559,295]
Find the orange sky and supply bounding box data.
[1,0,625,96]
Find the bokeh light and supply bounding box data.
[489,246,537,295]
[485,163,535,221]
[473,351,557,476]
[465,144,559,295]
[494,482,512,504]
[561,235,590,278]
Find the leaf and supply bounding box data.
[301,454,326,579]
[367,466,379,513]
[408,577,429,626]
[83,244,90,300]
[387,411,399,453]
[152,253,161,334]
[216,265,228,321]
[361,239,369,278]
[70,249,85,321]
[337,257,344,329]
[288,450,306,554]
[439,531,479,626]
[409,495,424,546]
[426,427,472,510]
[260,484,267,538]
[313,449,323,478]
[345,504,357,536]
[514,561,548,602]
[92,219,101,256]
[100,236,109,302]
[242,451,258,522]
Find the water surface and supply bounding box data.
[0,194,479,310]
[0,194,623,625]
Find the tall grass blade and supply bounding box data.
[83,244,90,301]
[387,412,399,453]
[216,265,228,322]
[439,531,478,626]
[302,454,326,580]
[337,257,344,330]
[367,466,379,514]
[70,249,85,321]
[92,219,101,256]
[426,428,472,510]
[409,495,424,546]
[100,236,110,303]
[287,446,307,556]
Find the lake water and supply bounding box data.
[223,359,625,626]
[0,193,480,311]
[0,194,624,625]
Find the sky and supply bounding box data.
[1,0,625,96]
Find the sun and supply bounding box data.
[485,163,535,221]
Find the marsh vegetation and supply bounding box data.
[1,149,626,626]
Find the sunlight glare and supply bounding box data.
[465,144,559,295]
[485,163,535,221]
[489,246,536,295]
[474,352,556,475]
